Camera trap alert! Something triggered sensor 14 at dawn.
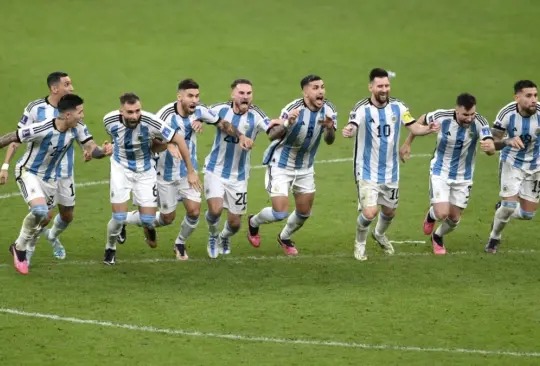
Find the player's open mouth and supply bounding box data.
[316,96,324,101]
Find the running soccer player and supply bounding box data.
[485,80,540,253]
[341,68,439,261]
[102,92,201,265]
[203,78,270,258]
[399,93,495,254]
[247,74,336,256]
[0,94,112,274]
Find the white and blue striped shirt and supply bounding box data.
[18,97,86,179]
[155,102,219,181]
[262,98,337,170]
[349,97,414,184]
[427,109,492,181]
[104,110,176,173]
[15,118,89,182]
[494,101,540,172]
[204,102,271,181]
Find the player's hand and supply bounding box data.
[399,144,411,163]
[341,124,357,138]
[428,122,440,133]
[318,115,334,129]
[102,141,113,156]
[288,109,300,123]
[506,136,525,149]
[239,135,253,151]
[187,170,202,192]
[480,139,496,155]
[167,143,182,160]
[83,150,92,162]
[0,169,8,185]
[191,120,204,134]
[268,119,284,129]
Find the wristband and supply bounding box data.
[1,163,8,171]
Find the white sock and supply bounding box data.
[374,212,394,236]
[355,213,373,244]
[177,216,199,243]
[125,211,142,227]
[280,211,309,240]
[48,214,69,241]
[429,206,438,221]
[435,218,459,237]
[15,212,44,251]
[205,212,220,237]
[27,226,46,251]
[250,207,280,227]
[106,219,123,250]
[490,202,516,239]
[220,221,239,239]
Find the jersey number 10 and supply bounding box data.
[376,125,391,138]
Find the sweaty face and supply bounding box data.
[515,87,538,115]
[303,80,325,109]
[455,105,476,127]
[65,104,84,128]
[121,101,142,129]
[52,76,74,97]
[369,77,390,105]
[232,84,253,114]
[178,88,200,115]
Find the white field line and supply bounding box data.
[0,247,538,269]
[0,154,432,200]
[0,308,538,358]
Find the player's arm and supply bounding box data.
[0,108,36,182]
[216,118,253,150]
[405,115,438,136]
[268,109,300,141]
[321,112,337,145]
[151,138,167,153]
[342,109,362,138]
[169,132,202,191]
[0,131,20,149]
[399,114,428,163]
[491,123,524,150]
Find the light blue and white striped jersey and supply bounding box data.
[262,98,337,170]
[494,101,540,172]
[104,110,176,173]
[349,97,414,184]
[17,97,85,179]
[204,102,271,181]
[427,109,492,181]
[155,102,219,181]
[15,118,88,182]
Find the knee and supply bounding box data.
[434,208,449,221]
[112,212,128,225]
[160,212,176,226]
[140,214,156,228]
[31,205,49,221]
[272,209,288,221]
[361,207,378,221]
[187,206,201,218]
[499,200,518,218]
[295,210,311,222]
[59,210,74,224]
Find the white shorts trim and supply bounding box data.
[429,175,472,209]
[356,180,399,211]
[264,165,315,197]
[204,171,248,215]
[499,161,540,203]
[110,159,158,207]
[16,170,57,209]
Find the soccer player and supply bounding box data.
[485,80,540,253]
[0,72,83,260]
[399,93,495,255]
[123,79,238,261]
[341,68,439,261]
[102,92,201,265]
[0,94,112,274]
[203,79,270,258]
[246,74,336,256]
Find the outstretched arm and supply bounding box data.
[0,132,19,149]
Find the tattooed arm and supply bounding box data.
[0,132,20,149]
[216,119,253,150]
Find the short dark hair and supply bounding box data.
[456,93,477,110]
[231,79,252,89]
[119,92,140,105]
[178,79,199,91]
[58,94,84,113]
[300,74,322,89]
[369,68,388,82]
[514,80,537,94]
[47,72,69,88]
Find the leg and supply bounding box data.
[370,183,399,255]
[132,169,160,248]
[218,179,247,255]
[424,175,451,235]
[173,198,201,261]
[247,166,293,248]
[44,204,73,259]
[204,172,225,258]
[432,181,468,251]
[353,180,381,261]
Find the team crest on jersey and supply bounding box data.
[19,115,28,125]
[242,123,249,132]
[392,114,397,123]
[22,128,31,138]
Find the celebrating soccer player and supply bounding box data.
[400,93,495,255]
